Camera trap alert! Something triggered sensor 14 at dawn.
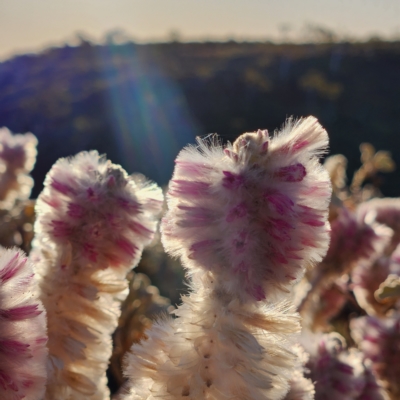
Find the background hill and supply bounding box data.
[0,40,399,196]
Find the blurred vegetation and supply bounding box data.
[0,40,399,198]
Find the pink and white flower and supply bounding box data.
[163,116,331,302]
[0,248,47,400]
[33,151,163,400]
[122,116,332,400]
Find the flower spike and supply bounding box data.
[122,116,332,400]
[33,151,163,400]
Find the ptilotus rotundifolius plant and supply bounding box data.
[122,116,332,400]
[32,151,163,400]
[0,248,48,400]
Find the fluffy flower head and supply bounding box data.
[35,150,163,272]
[163,116,331,301]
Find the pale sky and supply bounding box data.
[1,0,400,59]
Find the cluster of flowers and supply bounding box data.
[298,147,400,400]
[0,118,399,400]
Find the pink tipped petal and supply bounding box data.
[226,202,248,222]
[175,161,212,177]
[1,305,42,320]
[50,179,73,195]
[292,139,310,152]
[0,253,25,282]
[222,171,245,189]
[0,340,30,356]
[265,191,294,215]
[171,180,210,196]
[67,203,85,219]
[275,163,307,182]
[116,238,138,258]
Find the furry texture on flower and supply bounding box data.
[163,116,331,302]
[305,332,387,400]
[0,247,48,400]
[32,151,163,400]
[122,117,332,400]
[351,315,400,398]
[284,345,315,400]
[122,274,301,400]
[0,128,37,210]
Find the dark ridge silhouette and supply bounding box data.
[0,40,399,197]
